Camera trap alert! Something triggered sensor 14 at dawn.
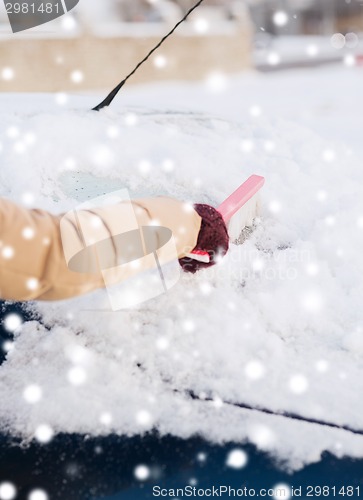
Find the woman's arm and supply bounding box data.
[0,196,202,301]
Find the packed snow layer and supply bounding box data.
[0,66,363,471]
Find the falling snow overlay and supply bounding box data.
[0,65,363,472]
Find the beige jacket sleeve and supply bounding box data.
[0,196,201,302]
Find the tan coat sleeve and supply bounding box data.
[0,196,201,302]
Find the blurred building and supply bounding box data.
[0,0,253,92]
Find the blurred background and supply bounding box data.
[0,0,362,92]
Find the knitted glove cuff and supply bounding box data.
[179,203,229,274]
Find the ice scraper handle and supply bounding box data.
[217,175,265,223]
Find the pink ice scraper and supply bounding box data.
[186,175,265,263]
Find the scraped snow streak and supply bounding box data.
[0,66,363,471]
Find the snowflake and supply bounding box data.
[316,190,327,202]
[162,159,175,173]
[268,200,281,214]
[316,360,329,373]
[306,263,319,276]
[2,246,14,259]
[26,278,40,291]
[2,341,14,353]
[29,490,48,500]
[264,140,275,152]
[156,337,169,350]
[212,396,223,409]
[3,313,23,332]
[199,282,212,296]
[331,33,345,49]
[322,149,336,162]
[197,452,207,463]
[194,18,209,34]
[23,385,43,404]
[138,160,152,175]
[35,424,54,444]
[205,72,228,94]
[183,320,195,333]
[289,374,308,394]
[252,258,265,273]
[153,55,168,69]
[64,157,77,170]
[22,227,35,240]
[226,449,248,469]
[6,126,19,139]
[273,483,291,499]
[344,54,356,67]
[14,141,26,155]
[61,15,77,31]
[107,126,120,139]
[134,465,150,481]
[249,424,275,448]
[67,366,87,386]
[136,410,153,426]
[273,11,288,27]
[124,113,138,127]
[92,145,115,168]
[267,52,280,66]
[70,70,84,84]
[325,215,335,227]
[1,67,15,81]
[345,32,358,48]
[24,132,37,146]
[245,360,265,380]
[240,139,254,153]
[100,412,113,426]
[306,44,318,57]
[55,93,68,106]
[0,482,17,500]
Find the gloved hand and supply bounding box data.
[179,204,229,274]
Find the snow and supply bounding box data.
[0,64,363,472]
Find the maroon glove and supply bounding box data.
[179,204,229,274]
